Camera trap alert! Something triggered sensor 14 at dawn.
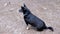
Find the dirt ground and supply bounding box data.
[0,0,60,34]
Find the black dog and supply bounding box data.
[19,4,53,31]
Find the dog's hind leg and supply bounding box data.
[37,28,44,31]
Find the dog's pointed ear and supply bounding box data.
[24,4,26,7]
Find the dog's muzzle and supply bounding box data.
[19,9,23,12]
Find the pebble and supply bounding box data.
[42,7,47,10]
[4,2,10,7]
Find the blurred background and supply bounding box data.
[0,0,60,34]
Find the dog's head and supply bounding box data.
[19,4,29,13]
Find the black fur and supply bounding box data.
[19,4,54,31]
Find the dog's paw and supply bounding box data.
[26,27,30,30]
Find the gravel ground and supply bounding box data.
[0,0,60,34]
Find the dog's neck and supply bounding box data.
[23,11,30,16]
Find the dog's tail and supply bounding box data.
[46,26,54,31]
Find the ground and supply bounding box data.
[0,0,60,34]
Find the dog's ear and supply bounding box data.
[24,4,26,7]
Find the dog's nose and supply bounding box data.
[19,9,22,12]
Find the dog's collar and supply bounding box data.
[24,12,30,16]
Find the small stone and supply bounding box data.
[4,3,8,7]
[4,2,10,7]
[42,7,47,10]
[10,8,15,11]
